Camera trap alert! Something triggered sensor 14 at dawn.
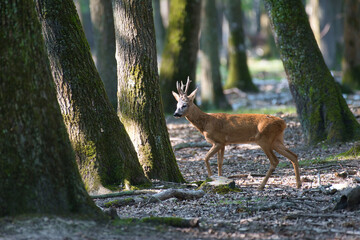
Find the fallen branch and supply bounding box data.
[100,189,205,208]
[91,189,159,199]
[150,189,205,202]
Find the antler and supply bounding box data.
[176,81,183,95]
[176,76,192,96]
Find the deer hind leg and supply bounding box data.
[258,145,279,191]
[273,140,301,189]
[204,143,223,177]
[217,146,225,176]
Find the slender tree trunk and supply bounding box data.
[113,0,184,182]
[309,0,321,46]
[153,0,166,56]
[342,0,360,89]
[159,0,202,114]
[200,0,232,110]
[78,0,95,50]
[90,0,118,107]
[0,0,101,217]
[35,0,149,195]
[265,0,360,144]
[224,0,258,92]
[319,0,343,70]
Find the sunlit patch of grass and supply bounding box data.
[278,146,360,169]
[217,58,286,83]
[335,145,360,160]
[248,58,285,81]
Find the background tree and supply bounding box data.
[75,0,95,49]
[153,0,166,56]
[318,0,343,71]
[309,0,343,70]
[159,0,202,114]
[200,0,231,110]
[113,0,184,182]
[35,0,149,194]
[224,0,258,92]
[264,0,360,144]
[342,0,360,89]
[90,0,117,107]
[0,0,100,217]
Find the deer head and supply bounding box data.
[172,77,198,118]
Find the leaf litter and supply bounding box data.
[1,81,360,239]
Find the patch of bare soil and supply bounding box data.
[1,84,360,239]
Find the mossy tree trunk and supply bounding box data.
[224,0,258,92]
[200,0,232,111]
[90,0,118,107]
[35,0,149,195]
[0,0,101,217]
[265,0,360,144]
[342,0,360,89]
[159,0,202,114]
[113,0,185,182]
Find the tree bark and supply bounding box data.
[342,0,360,89]
[35,0,149,195]
[90,0,118,107]
[0,0,101,217]
[113,0,184,182]
[159,0,202,114]
[264,0,360,144]
[224,0,258,92]
[200,0,232,110]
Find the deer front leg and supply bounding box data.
[217,146,225,176]
[204,143,222,177]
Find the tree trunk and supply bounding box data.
[113,0,184,182]
[77,0,95,50]
[153,0,166,56]
[224,0,258,92]
[35,0,149,195]
[319,0,343,70]
[90,0,118,107]
[200,0,232,110]
[159,0,202,114]
[0,0,101,217]
[342,0,360,89]
[308,0,321,47]
[264,0,360,144]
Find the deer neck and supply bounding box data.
[185,104,209,133]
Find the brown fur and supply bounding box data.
[172,79,301,190]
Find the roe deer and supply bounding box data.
[172,77,301,190]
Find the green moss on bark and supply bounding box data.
[265,0,360,144]
[114,0,184,183]
[159,0,201,113]
[35,0,149,194]
[224,0,258,92]
[0,0,101,218]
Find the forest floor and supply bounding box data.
[1,79,360,239]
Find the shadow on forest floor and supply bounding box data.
[1,81,360,239]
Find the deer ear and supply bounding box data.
[172,91,180,101]
[188,88,198,101]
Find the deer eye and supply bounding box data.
[182,104,187,108]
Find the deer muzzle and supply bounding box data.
[173,111,182,118]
